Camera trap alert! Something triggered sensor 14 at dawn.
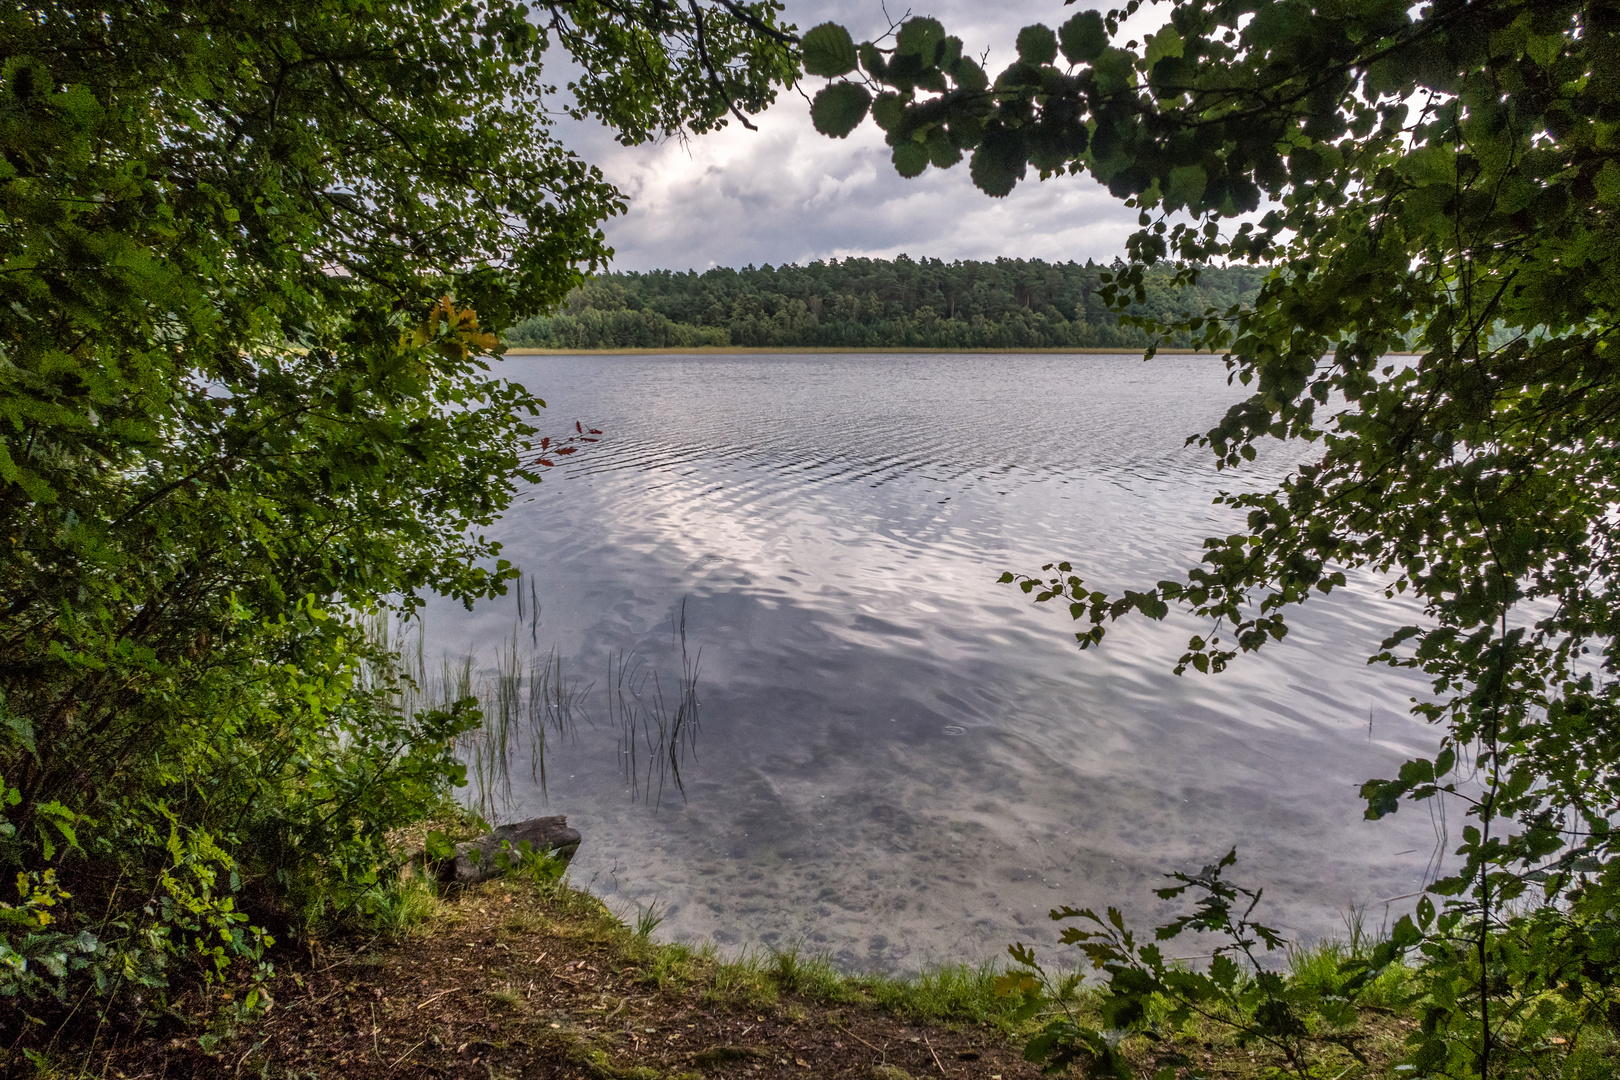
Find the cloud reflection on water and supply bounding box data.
[426,352,1445,970]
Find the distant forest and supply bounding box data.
[503,256,1269,350]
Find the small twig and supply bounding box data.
[389,1037,429,1071]
[415,988,459,1010]
[842,1026,887,1062]
[311,953,356,975]
[233,1042,261,1074]
[924,1033,948,1076]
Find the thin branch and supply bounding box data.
[687,0,758,131]
[710,0,796,44]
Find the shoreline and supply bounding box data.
[501,347,1423,357]
[501,345,1210,355]
[24,866,1419,1079]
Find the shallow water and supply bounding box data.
[423,352,1448,972]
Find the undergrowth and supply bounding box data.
[436,858,1447,1078]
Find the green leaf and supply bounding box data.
[1165,164,1206,209]
[1016,24,1059,66]
[425,830,455,861]
[810,82,871,138]
[859,42,887,78]
[895,17,945,62]
[892,140,929,177]
[1360,777,1402,819]
[871,92,905,132]
[1416,895,1435,930]
[1399,144,1455,186]
[1144,24,1183,65]
[952,57,988,92]
[1091,47,1136,93]
[925,128,962,168]
[0,706,36,754]
[801,23,859,77]
[970,124,1026,197]
[1594,160,1620,206]
[1058,10,1107,63]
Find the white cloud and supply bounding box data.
[556,1,1162,272]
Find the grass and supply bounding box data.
[320,808,1620,1080]
[363,874,449,939]
[608,934,1053,1031]
[91,618,1603,1080]
[341,832,1430,1072]
[1286,936,1417,1013]
[664,944,1029,1028]
[386,859,1045,1033]
[631,898,666,943]
[35,844,1611,1080]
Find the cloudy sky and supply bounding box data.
[555,1,1162,272]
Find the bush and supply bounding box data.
[0,0,793,1023]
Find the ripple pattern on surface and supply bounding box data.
[427,352,1445,970]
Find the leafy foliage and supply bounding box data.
[0,0,794,1018]
[809,0,1620,1076]
[801,22,858,79]
[504,256,1266,350]
[998,856,1425,1079]
[812,81,873,139]
[998,854,1620,1079]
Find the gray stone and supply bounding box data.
[437,815,581,885]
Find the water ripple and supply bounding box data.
[428,352,1442,971]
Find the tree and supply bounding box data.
[501,256,1266,349]
[0,0,794,1010]
[806,2,1618,1075]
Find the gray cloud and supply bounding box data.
[557,2,1162,272]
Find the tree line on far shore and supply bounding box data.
[503,256,1267,349]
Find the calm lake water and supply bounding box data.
[424,351,1445,972]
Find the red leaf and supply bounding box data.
[588,429,603,435]
[575,421,583,433]
[556,446,577,455]
[538,458,555,467]
[540,437,550,449]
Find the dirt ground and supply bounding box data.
[22,878,1054,1080]
[7,852,1447,1080]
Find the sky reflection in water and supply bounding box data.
[424,352,1447,972]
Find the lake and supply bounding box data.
[422,351,1444,973]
